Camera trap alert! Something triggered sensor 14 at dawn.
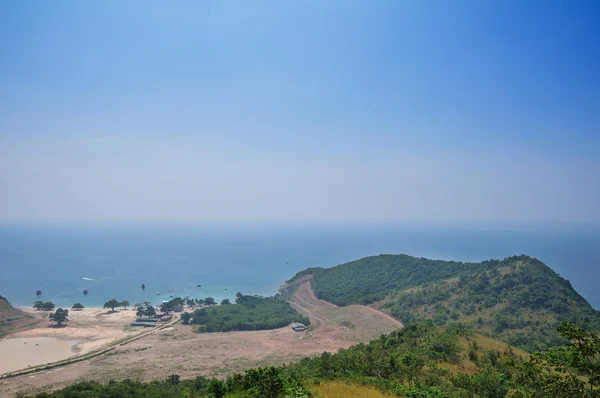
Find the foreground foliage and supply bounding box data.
[24,321,600,398]
[22,366,311,398]
[190,292,309,333]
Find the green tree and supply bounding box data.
[160,301,175,313]
[243,367,284,398]
[119,300,130,309]
[103,299,120,312]
[208,378,226,398]
[205,297,216,306]
[511,322,600,398]
[41,301,55,311]
[33,301,43,310]
[221,299,231,305]
[167,374,180,385]
[49,308,69,326]
[136,304,156,318]
[72,303,84,310]
[181,312,191,324]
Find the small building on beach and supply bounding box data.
[130,321,156,327]
[160,315,173,322]
[291,323,306,332]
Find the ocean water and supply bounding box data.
[0,224,599,310]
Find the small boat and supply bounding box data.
[157,292,160,295]
[36,289,42,296]
[197,284,201,287]
[141,284,145,290]
[83,289,89,295]
[169,294,173,298]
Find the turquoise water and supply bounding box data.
[0,224,599,309]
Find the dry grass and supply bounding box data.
[315,381,397,398]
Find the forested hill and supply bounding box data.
[289,254,492,306]
[288,254,600,351]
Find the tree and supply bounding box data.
[205,297,216,306]
[49,308,69,326]
[41,301,55,311]
[186,299,195,308]
[103,299,120,312]
[119,300,130,309]
[160,301,175,313]
[181,312,191,325]
[136,304,156,318]
[33,301,44,310]
[515,322,600,397]
[72,303,84,310]
[221,299,231,305]
[167,374,180,385]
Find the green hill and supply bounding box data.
[0,295,37,338]
[289,254,600,351]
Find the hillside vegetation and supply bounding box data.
[0,294,37,338]
[25,321,600,397]
[293,255,489,306]
[289,254,600,351]
[190,293,310,333]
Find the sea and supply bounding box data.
[0,224,599,310]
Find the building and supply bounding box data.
[130,321,156,327]
[291,322,306,332]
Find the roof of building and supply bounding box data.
[291,322,306,328]
[131,322,156,327]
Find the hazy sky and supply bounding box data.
[1,1,599,225]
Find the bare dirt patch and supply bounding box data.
[0,282,403,397]
[13,308,139,355]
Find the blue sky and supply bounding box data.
[1,0,599,224]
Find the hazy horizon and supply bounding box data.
[1,1,599,225]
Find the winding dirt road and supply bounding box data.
[288,279,403,331]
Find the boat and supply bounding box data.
[157,292,160,295]
[36,289,42,296]
[141,284,145,290]
[197,284,201,287]
[83,289,89,295]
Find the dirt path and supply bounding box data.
[288,280,403,330]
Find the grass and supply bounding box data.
[340,320,356,329]
[315,381,394,398]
